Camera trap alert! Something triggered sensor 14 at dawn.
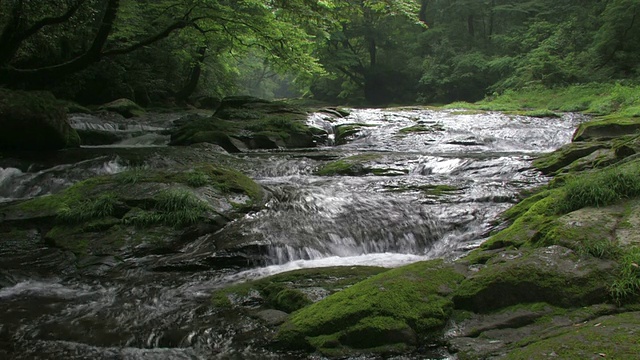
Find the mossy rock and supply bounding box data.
[315,154,392,176]
[573,116,640,142]
[334,123,372,145]
[212,266,387,311]
[0,89,80,150]
[2,164,264,257]
[453,246,616,313]
[533,141,609,175]
[506,311,640,358]
[170,108,316,150]
[275,259,465,354]
[98,98,145,118]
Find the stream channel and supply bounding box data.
[0,107,584,359]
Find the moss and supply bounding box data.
[532,141,609,174]
[276,259,465,351]
[315,154,381,176]
[398,124,443,133]
[506,312,640,359]
[453,246,615,312]
[10,177,110,217]
[212,266,387,310]
[573,116,640,141]
[482,192,560,250]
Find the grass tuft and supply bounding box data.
[57,193,118,223]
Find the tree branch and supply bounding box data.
[102,19,190,56]
[21,0,88,41]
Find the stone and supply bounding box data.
[0,89,80,151]
[99,98,145,118]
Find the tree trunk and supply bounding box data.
[175,46,207,102]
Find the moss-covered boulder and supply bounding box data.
[98,98,145,118]
[533,141,609,174]
[453,246,616,312]
[213,266,388,311]
[170,98,318,150]
[275,259,465,356]
[0,164,265,264]
[573,116,640,141]
[0,89,80,151]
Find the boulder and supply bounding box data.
[275,259,465,355]
[98,98,145,118]
[0,89,80,151]
[573,117,640,141]
[453,246,616,312]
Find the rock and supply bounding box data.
[453,246,616,312]
[533,141,609,174]
[573,117,640,141]
[0,89,80,151]
[505,311,640,358]
[255,309,289,326]
[98,98,145,118]
[0,164,265,264]
[275,259,465,355]
[170,101,316,150]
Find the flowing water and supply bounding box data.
[0,108,584,359]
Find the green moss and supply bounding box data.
[11,177,109,216]
[398,124,443,133]
[506,312,640,359]
[212,266,388,310]
[315,154,381,176]
[276,259,465,351]
[482,192,560,250]
[453,247,615,312]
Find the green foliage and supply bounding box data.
[57,193,119,224]
[558,163,640,214]
[610,248,640,304]
[124,189,210,228]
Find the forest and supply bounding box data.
[1,0,639,106]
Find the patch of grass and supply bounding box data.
[185,171,209,187]
[57,193,119,223]
[610,247,640,304]
[557,162,640,214]
[115,167,147,185]
[124,189,210,228]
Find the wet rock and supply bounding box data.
[453,246,616,312]
[170,99,316,151]
[275,260,464,355]
[0,89,80,151]
[573,117,640,141]
[533,141,609,174]
[0,163,266,266]
[98,98,145,118]
[255,309,289,326]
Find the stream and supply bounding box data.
[0,107,584,359]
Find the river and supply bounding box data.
[0,107,584,359]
